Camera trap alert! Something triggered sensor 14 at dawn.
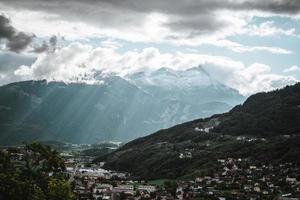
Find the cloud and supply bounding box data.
[32,35,59,53]
[210,40,293,54]
[283,65,300,73]
[0,14,34,52]
[236,0,300,15]
[217,63,297,95]
[244,21,297,37]
[0,51,35,73]
[0,51,35,85]
[13,42,297,95]
[0,13,64,54]
[1,0,299,48]
[100,39,123,49]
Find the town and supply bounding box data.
[2,143,300,200]
[67,157,300,200]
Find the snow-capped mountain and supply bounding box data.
[127,66,244,106]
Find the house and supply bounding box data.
[176,186,184,200]
[137,185,156,193]
[253,186,260,193]
[113,184,134,195]
[286,177,297,184]
[93,184,113,194]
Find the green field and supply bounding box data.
[147,179,169,187]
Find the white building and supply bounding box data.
[137,185,156,193]
[113,185,134,195]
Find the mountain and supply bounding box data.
[98,83,300,179]
[127,66,243,106]
[0,67,244,145]
[0,78,147,144]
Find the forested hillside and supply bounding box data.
[98,83,300,179]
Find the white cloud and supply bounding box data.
[223,63,297,95]
[244,21,297,37]
[13,42,297,95]
[100,39,123,50]
[283,65,300,73]
[210,40,293,54]
[14,43,93,81]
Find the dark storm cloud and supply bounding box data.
[0,14,57,53]
[0,0,300,38]
[165,14,227,36]
[59,0,300,15]
[0,15,34,52]
[238,0,300,14]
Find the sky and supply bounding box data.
[0,0,299,95]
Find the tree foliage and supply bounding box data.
[214,83,300,136]
[0,143,74,200]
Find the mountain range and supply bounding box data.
[0,66,244,145]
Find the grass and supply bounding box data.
[147,179,168,187]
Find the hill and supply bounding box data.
[98,83,300,179]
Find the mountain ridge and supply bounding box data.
[98,82,300,179]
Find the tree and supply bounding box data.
[0,143,74,200]
[48,178,75,200]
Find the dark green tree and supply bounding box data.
[0,143,74,200]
